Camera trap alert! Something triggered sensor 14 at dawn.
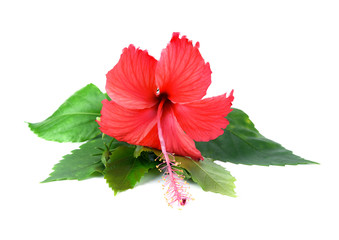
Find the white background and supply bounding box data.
[1,0,338,239]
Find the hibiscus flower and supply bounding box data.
[98,33,234,205]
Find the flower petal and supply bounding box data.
[106,45,158,109]
[138,124,160,149]
[173,91,234,142]
[98,99,203,160]
[160,103,203,160]
[155,33,212,103]
[98,99,158,145]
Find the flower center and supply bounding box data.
[156,91,172,110]
[157,92,168,101]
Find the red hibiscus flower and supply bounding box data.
[98,33,234,160]
[98,33,233,206]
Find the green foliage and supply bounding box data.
[104,146,158,195]
[28,84,106,142]
[43,140,100,182]
[196,108,318,166]
[177,157,236,197]
[31,83,317,200]
[42,135,123,182]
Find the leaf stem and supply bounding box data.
[107,138,115,149]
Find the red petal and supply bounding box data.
[139,124,161,149]
[160,103,203,160]
[98,99,159,145]
[98,99,203,160]
[106,45,158,109]
[173,91,234,142]
[155,33,212,103]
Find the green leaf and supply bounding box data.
[104,146,157,195]
[42,135,123,182]
[196,108,318,166]
[177,157,236,197]
[42,137,104,182]
[28,84,106,142]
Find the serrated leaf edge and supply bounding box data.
[180,159,237,197]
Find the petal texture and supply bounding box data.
[173,91,234,142]
[98,99,158,145]
[106,45,158,109]
[160,103,203,160]
[138,124,161,150]
[155,33,212,103]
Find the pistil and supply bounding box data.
[156,98,189,206]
